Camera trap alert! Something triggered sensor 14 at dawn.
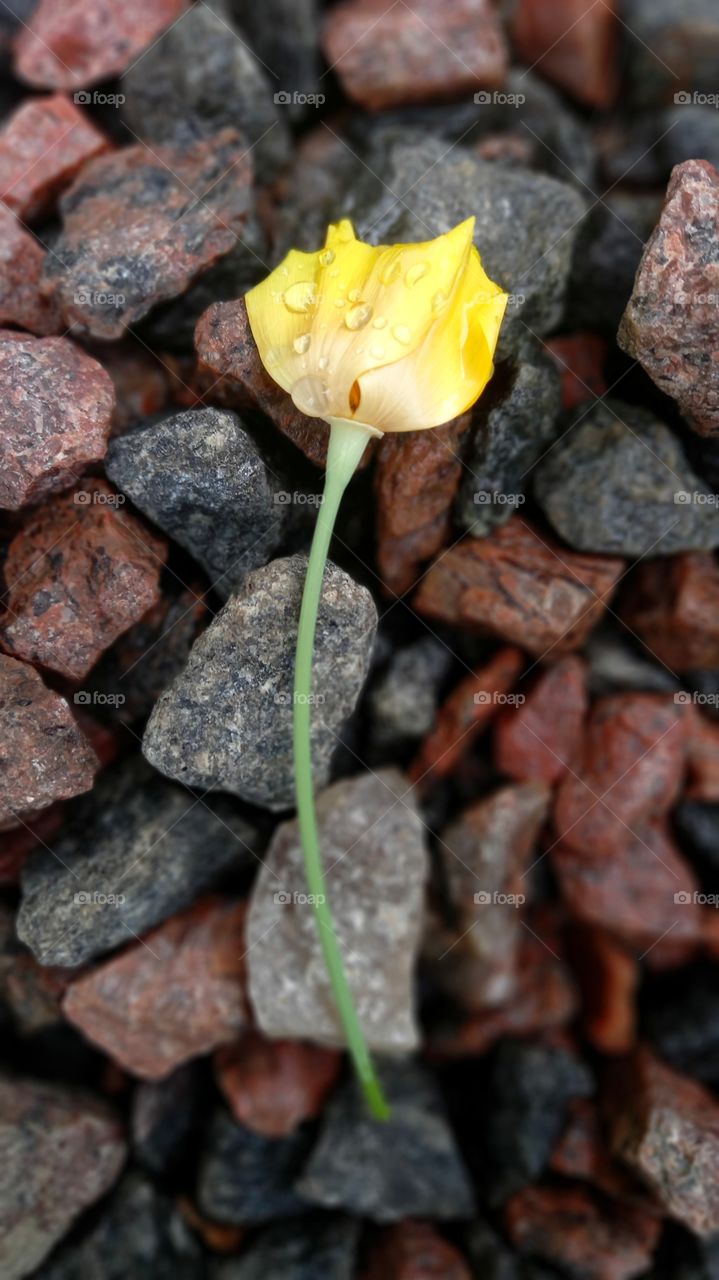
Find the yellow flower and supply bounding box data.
[245,216,508,436]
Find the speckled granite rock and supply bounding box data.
[197,1107,314,1225]
[143,554,377,810]
[0,204,60,335]
[368,637,451,754]
[247,769,427,1051]
[213,1213,359,1280]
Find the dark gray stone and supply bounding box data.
[566,193,663,333]
[132,1064,202,1177]
[674,800,719,886]
[621,0,719,109]
[16,757,257,968]
[106,409,284,598]
[533,399,719,557]
[296,1057,475,1222]
[368,636,452,753]
[585,625,679,697]
[197,1108,314,1225]
[601,107,719,189]
[233,0,321,121]
[643,968,719,1085]
[212,1213,359,1280]
[142,554,377,810]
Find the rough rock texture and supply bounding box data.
[511,0,619,108]
[106,409,284,597]
[16,757,256,967]
[213,1213,360,1279]
[0,654,98,828]
[505,1184,662,1280]
[215,1029,341,1138]
[63,897,249,1079]
[534,400,719,556]
[247,770,427,1051]
[0,204,60,335]
[621,553,719,672]
[550,1098,650,1204]
[0,92,108,222]
[143,554,377,810]
[197,1106,314,1225]
[40,131,253,340]
[363,1221,472,1280]
[368,636,452,755]
[618,160,719,437]
[296,1058,475,1221]
[546,331,608,410]
[0,1076,126,1280]
[0,331,115,510]
[14,0,189,89]
[494,656,588,785]
[322,0,507,111]
[414,518,624,658]
[0,481,167,679]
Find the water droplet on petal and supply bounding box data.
[348,287,362,302]
[369,343,385,360]
[432,289,448,311]
[318,355,329,370]
[283,281,317,313]
[380,257,402,286]
[334,297,346,308]
[392,324,411,345]
[345,302,373,330]
[293,333,311,354]
[405,261,429,287]
[373,316,387,329]
[319,249,335,266]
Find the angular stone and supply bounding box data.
[215,1029,341,1138]
[213,1213,359,1280]
[247,769,427,1051]
[546,332,609,410]
[0,1076,126,1280]
[63,897,249,1079]
[685,712,719,801]
[321,0,507,111]
[197,1106,313,1225]
[16,756,256,967]
[131,1065,201,1177]
[233,0,321,119]
[494,655,588,785]
[566,193,662,335]
[14,0,189,89]
[0,480,167,679]
[618,160,719,437]
[511,0,619,108]
[620,0,719,109]
[0,654,98,828]
[550,1099,653,1207]
[363,1221,472,1280]
[143,554,377,810]
[368,636,452,756]
[41,130,253,340]
[415,518,624,659]
[505,1184,661,1280]
[621,554,719,672]
[534,400,719,555]
[0,330,114,510]
[0,204,60,335]
[0,92,108,221]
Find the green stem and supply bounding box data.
[293,416,389,1120]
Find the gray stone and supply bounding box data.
[296,1057,475,1222]
[368,636,452,753]
[16,757,257,968]
[585,625,679,697]
[601,107,719,189]
[247,769,428,1051]
[106,409,284,598]
[566,193,663,333]
[534,400,719,557]
[212,1214,359,1280]
[621,0,719,109]
[456,343,561,536]
[131,1065,201,1177]
[197,1108,313,1225]
[233,0,320,122]
[143,554,377,810]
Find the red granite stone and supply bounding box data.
[0,93,109,221]
[362,1221,472,1280]
[567,925,638,1055]
[511,0,619,108]
[0,330,115,509]
[685,707,719,802]
[414,518,624,658]
[494,655,588,785]
[0,204,61,335]
[0,480,167,679]
[63,897,249,1079]
[618,160,719,437]
[505,1184,661,1280]
[0,653,98,828]
[553,694,688,857]
[545,333,609,411]
[550,1099,657,1209]
[322,0,507,111]
[14,0,189,90]
[621,554,719,672]
[215,1029,342,1138]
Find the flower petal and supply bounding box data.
[245,246,322,395]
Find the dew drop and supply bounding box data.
[283,281,317,313]
[345,302,373,331]
[348,287,362,302]
[318,355,329,370]
[432,289,448,311]
[319,249,335,266]
[369,343,385,360]
[372,315,387,329]
[405,261,429,287]
[293,333,311,354]
[380,256,402,286]
[334,297,346,308]
[392,323,411,345]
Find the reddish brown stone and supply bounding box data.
[362,1221,472,1280]
[0,654,98,828]
[0,93,109,221]
[554,694,688,857]
[414,518,624,658]
[63,897,249,1080]
[567,925,638,1055]
[0,906,75,1033]
[375,415,471,595]
[0,330,115,510]
[550,1099,656,1209]
[618,160,719,437]
[410,646,524,786]
[621,554,719,672]
[0,807,64,886]
[0,480,167,679]
[215,1029,341,1138]
[322,0,507,111]
[505,1184,661,1280]
[494,655,587,785]
[545,333,609,411]
[607,1047,719,1237]
[14,0,189,90]
[686,708,719,802]
[94,343,173,437]
[41,131,253,340]
[511,0,619,108]
[0,204,61,335]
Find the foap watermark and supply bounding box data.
[674,890,719,907]
[273,890,326,906]
[474,490,525,507]
[274,491,324,507]
[74,90,125,108]
[674,490,719,506]
[674,690,719,708]
[74,690,126,708]
[274,691,326,706]
[674,90,719,110]
[474,90,526,107]
[74,489,125,507]
[74,891,126,907]
[74,288,126,309]
[274,90,325,108]
[473,690,526,706]
[474,890,526,906]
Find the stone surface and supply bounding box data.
[0,204,60,335]
[620,0,719,109]
[197,1106,314,1225]
[0,480,167,679]
[322,0,507,111]
[131,1064,201,1176]
[567,193,662,335]
[213,1213,359,1280]
[106,409,284,597]
[618,160,719,437]
[505,1184,661,1280]
[16,756,256,967]
[550,1098,652,1207]
[621,554,719,673]
[0,1076,126,1280]
[14,0,189,90]
[247,769,427,1051]
[511,0,619,107]
[40,130,253,340]
[362,1221,472,1280]
[63,897,249,1079]
[368,636,452,755]
[143,554,377,810]
[0,330,114,510]
[0,92,108,221]
[215,1029,341,1138]
[415,518,624,659]
[296,1058,475,1222]
[233,0,320,117]
[494,655,588,786]
[546,332,608,410]
[569,925,639,1055]
[643,967,719,1085]
[0,654,98,828]
[534,400,719,556]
